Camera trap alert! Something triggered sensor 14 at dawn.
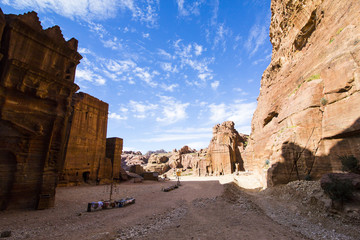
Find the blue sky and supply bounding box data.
[1,0,272,153]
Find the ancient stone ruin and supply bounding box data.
[201,121,247,176]
[0,10,81,210]
[0,9,125,210]
[60,92,115,186]
[244,0,360,187]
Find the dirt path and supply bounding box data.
[117,183,307,240]
[1,177,356,240]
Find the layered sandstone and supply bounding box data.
[203,121,247,176]
[60,92,110,185]
[244,0,360,187]
[0,10,81,209]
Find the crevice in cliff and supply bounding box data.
[278,105,320,125]
[326,89,359,105]
[263,111,279,127]
[293,9,317,51]
[323,129,360,140]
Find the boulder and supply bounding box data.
[321,173,360,190]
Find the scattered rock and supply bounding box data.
[0,231,11,238]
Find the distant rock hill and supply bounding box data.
[123,121,248,177]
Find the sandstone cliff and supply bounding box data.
[244,0,360,187]
[203,121,247,176]
[0,10,81,209]
[60,92,109,186]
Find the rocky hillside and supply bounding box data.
[244,0,360,186]
[121,151,149,171]
[145,146,206,175]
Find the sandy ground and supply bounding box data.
[0,175,358,240]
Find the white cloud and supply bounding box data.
[78,47,92,54]
[163,127,211,134]
[233,88,249,95]
[108,112,127,120]
[2,0,160,27]
[160,62,178,73]
[174,39,193,59]
[139,133,211,143]
[3,0,117,21]
[88,22,108,38]
[142,33,150,39]
[134,67,158,87]
[156,96,189,124]
[211,81,219,90]
[119,0,159,28]
[161,83,179,92]
[176,0,205,17]
[186,141,209,150]
[194,43,204,56]
[210,0,219,26]
[123,146,136,151]
[157,49,173,59]
[198,73,214,81]
[102,37,122,50]
[245,24,267,56]
[213,23,231,51]
[172,40,215,86]
[207,101,257,134]
[76,68,106,86]
[107,59,136,73]
[129,100,158,119]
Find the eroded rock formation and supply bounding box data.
[145,153,172,174]
[244,0,360,187]
[0,10,81,210]
[203,121,247,176]
[143,147,207,175]
[121,151,149,171]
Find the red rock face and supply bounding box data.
[60,92,109,185]
[205,121,247,176]
[0,11,81,210]
[244,0,360,187]
[106,137,127,181]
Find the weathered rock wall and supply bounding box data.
[204,121,247,176]
[0,10,81,210]
[244,0,360,187]
[60,92,109,185]
[106,137,128,180]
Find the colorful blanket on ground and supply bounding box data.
[87,197,135,212]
